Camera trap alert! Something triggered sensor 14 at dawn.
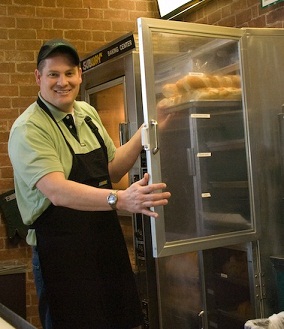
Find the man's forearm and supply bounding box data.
[108,126,143,182]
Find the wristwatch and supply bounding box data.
[107,190,119,210]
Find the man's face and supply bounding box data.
[35,54,82,113]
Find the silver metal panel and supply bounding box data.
[240,28,284,316]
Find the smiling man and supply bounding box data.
[35,41,82,113]
[8,39,171,329]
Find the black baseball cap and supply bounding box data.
[37,39,80,67]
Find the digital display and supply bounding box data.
[156,0,210,19]
[157,0,193,17]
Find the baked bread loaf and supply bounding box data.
[162,74,241,98]
[162,83,180,98]
[157,87,241,110]
[157,92,193,110]
[194,87,241,100]
[158,73,241,110]
[176,73,241,93]
[157,96,177,110]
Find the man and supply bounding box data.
[8,39,171,329]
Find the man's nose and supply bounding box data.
[57,74,68,86]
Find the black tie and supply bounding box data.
[63,114,79,141]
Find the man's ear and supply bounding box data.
[78,67,82,83]
[34,69,41,85]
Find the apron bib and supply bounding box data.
[32,98,143,329]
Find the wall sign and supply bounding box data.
[81,33,135,73]
[261,0,283,7]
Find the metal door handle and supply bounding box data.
[198,310,204,329]
[151,119,159,154]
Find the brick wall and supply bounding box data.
[0,1,158,327]
[0,0,283,327]
[183,0,284,27]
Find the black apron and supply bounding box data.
[32,98,143,329]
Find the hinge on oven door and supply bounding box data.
[142,122,150,152]
[141,120,159,154]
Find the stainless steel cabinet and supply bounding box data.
[80,19,284,328]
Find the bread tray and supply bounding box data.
[163,99,242,114]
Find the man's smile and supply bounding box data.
[54,89,71,94]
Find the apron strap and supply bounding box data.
[37,97,75,155]
[37,98,108,161]
[84,116,108,162]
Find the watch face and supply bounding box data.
[108,194,117,205]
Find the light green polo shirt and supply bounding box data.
[8,95,116,246]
